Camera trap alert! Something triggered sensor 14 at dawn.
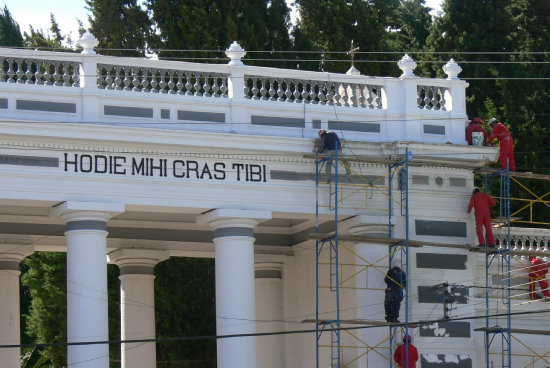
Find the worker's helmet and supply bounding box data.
[489,117,498,125]
[318,129,326,137]
[472,117,483,124]
[403,335,412,343]
[473,187,480,194]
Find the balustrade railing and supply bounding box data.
[493,229,550,253]
[0,56,80,87]
[244,75,383,108]
[97,63,229,97]
[417,85,448,111]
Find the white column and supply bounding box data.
[255,262,284,368]
[51,201,124,368]
[342,216,391,367]
[0,245,34,368]
[108,249,169,368]
[197,209,271,368]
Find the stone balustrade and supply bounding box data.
[0,33,470,143]
[493,227,550,253]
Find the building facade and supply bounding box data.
[0,33,549,368]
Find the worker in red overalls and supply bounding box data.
[528,256,550,301]
[394,335,419,368]
[467,187,496,247]
[488,118,516,171]
[465,117,488,145]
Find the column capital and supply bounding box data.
[108,249,169,275]
[340,215,390,237]
[197,209,271,230]
[50,201,125,223]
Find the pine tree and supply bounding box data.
[0,5,23,47]
[86,0,151,56]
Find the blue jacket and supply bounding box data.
[318,131,341,152]
[385,266,406,293]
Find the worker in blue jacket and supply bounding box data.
[385,265,407,323]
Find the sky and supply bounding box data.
[1,0,443,45]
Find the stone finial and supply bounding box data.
[145,49,159,60]
[77,31,99,55]
[443,58,462,80]
[225,41,246,66]
[346,66,361,75]
[397,54,417,78]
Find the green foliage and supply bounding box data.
[0,5,23,47]
[155,258,216,367]
[21,252,67,367]
[86,0,151,56]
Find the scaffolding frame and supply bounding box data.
[314,149,411,368]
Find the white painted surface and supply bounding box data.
[0,269,22,367]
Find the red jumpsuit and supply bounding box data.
[468,192,496,246]
[394,342,419,368]
[465,122,487,145]
[488,122,516,171]
[529,256,550,300]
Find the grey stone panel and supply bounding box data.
[0,98,7,109]
[178,110,225,123]
[161,109,170,119]
[312,119,321,129]
[423,124,446,135]
[104,105,153,118]
[17,99,76,113]
[270,170,385,185]
[67,220,107,232]
[0,154,59,167]
[450,177,467,187]
[415,220,467,237]
[328,120,380,133]
[120,265,154,275]
[418,285,469,304]
[255,269,282,279]
[214,227,254,238]
[412,175,430,185]
[421,354,472,368]
[0,260,19,271]
[419,321,471,337]
[416,253,467,270]
[251,115,304,128]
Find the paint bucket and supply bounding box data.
[472,132,484,146]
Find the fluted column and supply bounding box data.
[108,249,169,368]
[197,209,271,368]
[51,201,124,368]
[255,262,284,368]
[0,245,34,368]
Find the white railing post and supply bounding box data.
[443,59,469,144]
[226,42,249,134]
[77,32,102,123]
[397,54,422,141]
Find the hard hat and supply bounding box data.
[473,187,480,194]
[489,117,498,125]
[473,117,483,124]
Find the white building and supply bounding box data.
[0,33,549,368]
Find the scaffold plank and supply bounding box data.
[475,327,550,336]
[475,167,550,181]
[303,319,421,328]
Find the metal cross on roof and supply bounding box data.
[347,40,360,68]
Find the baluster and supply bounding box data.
[366,85,374,108]
[140,68,150,92]
[193,72,202,96]
[431,87,440,110]
[244,76,251,98]
[528,236,534,251]
[417,86,423,107]
[43,61,53,85]
[326,82,334,105]
[251,77,259,100]
[309,81,318,104]
[25,59,34,85]
[220,75,228,97]
[267,78,276,101]
[317,82,326,105]
[150,69,159,93]
[6,58,17,83]
[259,78,268,100]
[52,61,62,86]
[276,78,284,101]
[301,81,309,103]
[284,79,292,102]
[112,66,121,90]
[123,67,132,91]
[73,63,80,87]
[62,62,71,87]
[439,88,447,111]
[175,71,184,94]
[341,83,350,106]
[131,67,140,92]
[0,57,5,82]
[166,70,175,94]
[184,72,193,95]
[357,84,366,108]
[543,237,549,252]
[14,58,24,83]
[424,87,432,110]
[212,74,220,97]
[293,81,301,103]
[333,82,342,106]
[375,87,382,108]
[202,73,211,97]
[158,70,167,93]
